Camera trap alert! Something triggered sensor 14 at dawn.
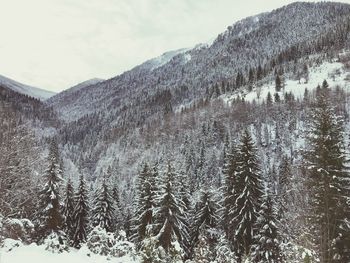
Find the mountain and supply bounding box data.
[46,78,104,119]
[42,1,350,180]
[0,74,55,100]
[47,1,350,122]
[65,78,105,93]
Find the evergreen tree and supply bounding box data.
[109,168,121,231]
[274,92,281,103]
[251,191,283,263]
[155,163,189,256]
[231,130,264,260]
[266,92,273,106]
[322,79,329,89]
[276,156,292,223]
[178,170,192,259]
[192,235,214,263]
[221,142,239,242]
[191,189,219,260]
[62,178,75,241]
[275,75,282,92]
[37,139,63,238]
[305,87,350,262]
[91,177,116,232]
[72,174,89,248]
[133,163,157,246]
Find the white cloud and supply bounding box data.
[0,0,346,92]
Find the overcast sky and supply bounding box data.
[0,0,347,92]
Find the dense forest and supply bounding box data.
[2,2,350,263]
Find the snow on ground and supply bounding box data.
[149,48,189,70]
[0,242,138,263]
[222,60,349,105]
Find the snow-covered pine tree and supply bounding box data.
[37,139,63,239]
[221,142,238,242]
[155,162,189,258]
[72,174,89,248]
[107,166,122,231]
[231,129,264,260]
[305,86,350,262]
[111,181,121,231]
[277,156,291,216]
[91,177,116,232]
[276,155,293,240]
[178,170,192,259]
[191,189,219,261]
[215,234,236,263]
[132,162,157,246]
[62,177,75,241]
[192,234,213,263]
[250,190,283,263]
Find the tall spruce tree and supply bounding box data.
[191,188,219,260]
[221,142,238,242]
[178,170,192,259]
[155,162,189,256]
[91,177,116,232]
[231,130,264,260]
[72,174,89,248]
[62,178,75,241]
[251,191,283,263]
[305,87,350,262]
[37,139,63,238]
[132,162,157,246]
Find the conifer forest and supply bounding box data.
[2,1,350,263]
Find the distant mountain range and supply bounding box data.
[0,74,55,100]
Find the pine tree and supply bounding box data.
[274,92,280,103]
[155,162,189,256]
[305,87,350,262]
[231,130,264,260]
[266,92,273,106]
[132,162,157,246]
[72,174,89,248]
[221,142,238,242]
[37,139,63,239]
[276,156,292,222]
[178,170,192,259]
[251,191,283,263]
[275,75,282,92]
[193,235,213,263]
[191,189,219,260]
[62,178,75,241]
[91,177,116,232]
[109,168,121,231]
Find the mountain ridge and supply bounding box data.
[0,74,56,100]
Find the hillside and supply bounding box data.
[0,74,55,100]
[43,1,350,179]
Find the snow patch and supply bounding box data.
[222,60,348,105]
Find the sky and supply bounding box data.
[0,0,348,92]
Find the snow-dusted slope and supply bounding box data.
[0,75,55,100]
[141,48,189,71]
[222,59,350,104]
[64,78,105,93]
[47,2,350,122]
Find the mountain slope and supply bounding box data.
[0,75,55,100]
[47,1,350,122]
[44,1,350,180]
